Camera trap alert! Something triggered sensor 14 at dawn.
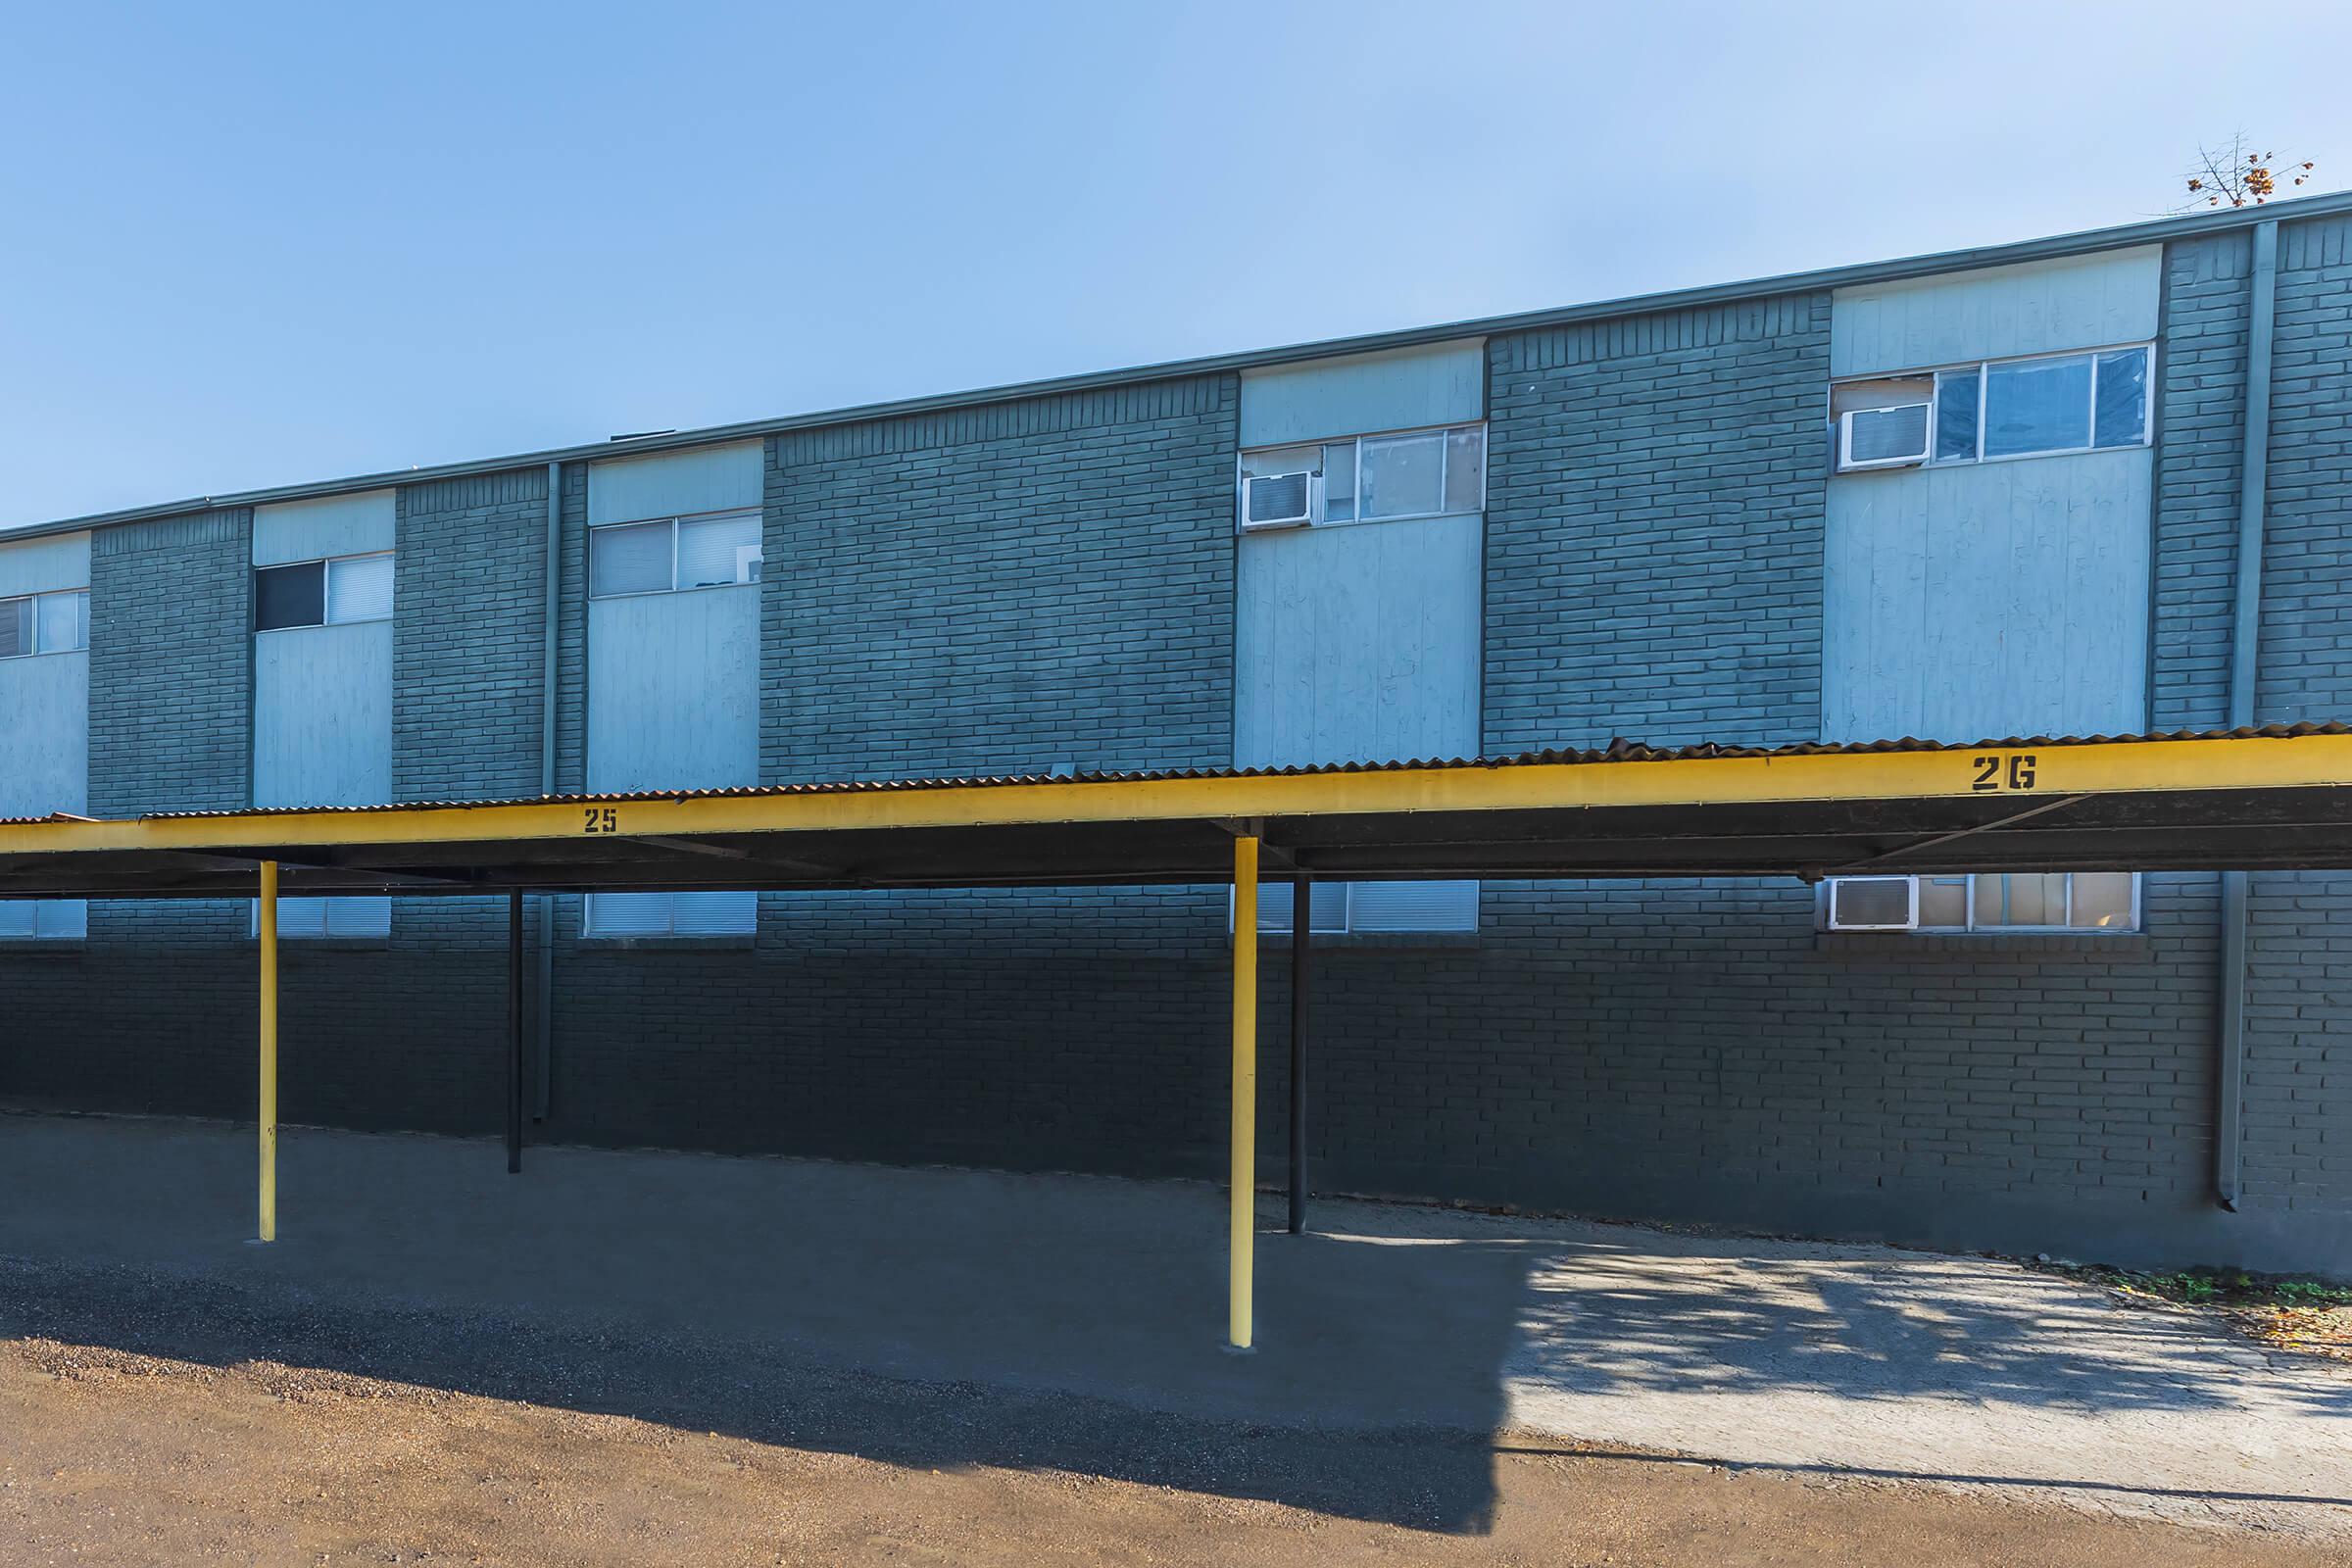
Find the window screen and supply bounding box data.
[590,520,675,597]
[256,562,326,630]
[2093,349,2149,448]
[584,890,756,937]
[34,591,86,653]
[0,899,85,940]
[325,553,395,622]
[0,597,29,659]
[1935,368,1981,460]
[1828,877,1912,929]
[256,896,391,940]
[1443,428,1486,513]
[1256,882,1350,935]
[1359,433,1446,518]
[1983,355,2094,457]
[1348,880,1478,934]
[676,513,761,588]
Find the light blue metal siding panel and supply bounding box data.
[1235,514,1482,767]
[0,532,90,597]
[1822,448,2152,743]
[253,490,396,565]
[1239,341,1487,448]
[252,621,393,808]
[587,441,763,526]
[1831,247,2163,377]
[587,585,760,791]
[0,651,89,816]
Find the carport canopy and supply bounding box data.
[9,723,2352,1351]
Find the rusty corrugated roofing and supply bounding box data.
[5,722,2322,826]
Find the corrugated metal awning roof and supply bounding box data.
[5,726,2352,900]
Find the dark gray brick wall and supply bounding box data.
[762,376,1239,780]
[1484,294,1831,752]
[2239,214,2352,1218]
[2151,231,2251,731]
[539,378,1244,1170]
[88,508,251,814]
[394,467,550,804]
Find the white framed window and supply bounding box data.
[1830,344,2152,472]
[0,588,89,658]
[584,890,757,938]
[589,509,762,597]
[0,899,88,940]
[256,552,394,632]
[252,896,392,941]
[1238,422,1486,533]
[1824,872,2139,933]
[1240,880,1479,936]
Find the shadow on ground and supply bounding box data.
[2,1111,2348,1534]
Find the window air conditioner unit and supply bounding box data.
[1837,403,1932,471]
[1242,470,1314,530]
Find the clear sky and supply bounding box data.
[3,0,2347,528]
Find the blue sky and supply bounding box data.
[3,0,2347,528]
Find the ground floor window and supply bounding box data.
[0,898,86,940]
[1825,872,2139,933]
[584,890,757,938]
[1246,880,1479,936]
[251,897,392,941]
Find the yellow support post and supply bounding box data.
[258,859,278,1244]
[1228,834,1258,1351]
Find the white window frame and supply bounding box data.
[254,550,395,633]
[0,588,90,658]
[587,507,764,599]
[1824,872,2142,934]
[1235,420,1487,534]
[1828,343,2154,470]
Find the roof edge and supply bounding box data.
[10,188,2350,545]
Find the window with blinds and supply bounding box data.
[584,890,757,938]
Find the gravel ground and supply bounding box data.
[5,1257,2349,1567]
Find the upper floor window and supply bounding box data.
[0,589,89,659]
[1831,345,2151,472]
[256,551,393,632]
[590,509,762,598]
[1239,423,1486,533]
[1825,871,2139,933]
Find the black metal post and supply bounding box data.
[1288,875,1310,1234]
[507,888,524,1174]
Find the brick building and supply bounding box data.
[3,196,2349,1273]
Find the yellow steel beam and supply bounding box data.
[1229,834,1258,1353]
[258,860,278,1245]
[1,733,2350,858]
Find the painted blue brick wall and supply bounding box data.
[536,380,1246,1170]
[395,468,550,805]
[1484,294,1831,752]
[2238,215,2352,1219]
